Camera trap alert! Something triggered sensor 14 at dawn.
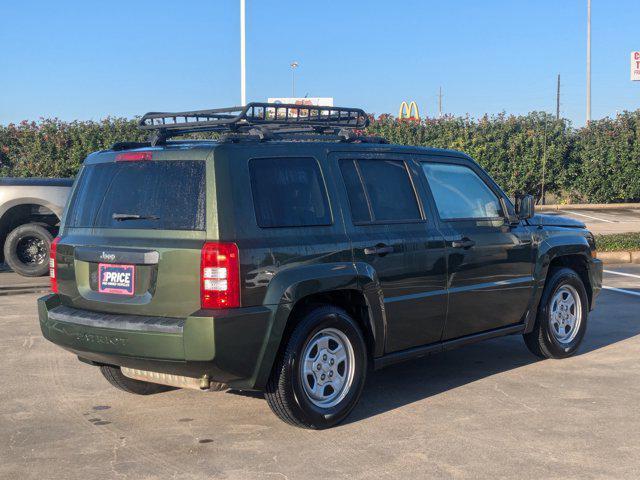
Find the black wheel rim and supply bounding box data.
[16,236,48,266]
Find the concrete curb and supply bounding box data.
[538,203,640,211]
[595,251,640,264]
[0,264,50,295]
[0,286,50,296]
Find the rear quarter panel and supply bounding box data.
[211,143,354,308]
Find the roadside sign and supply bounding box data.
[398,101,420,120]
[267,97,333,107]
[266,97,334,118]
[632,52,640,81]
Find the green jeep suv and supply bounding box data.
[39,103,603,429]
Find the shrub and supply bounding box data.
[0,118,145,178]
[594,233,640,252]
[569,112,640,203]
[1,109,639,204]
[367,112,573,199]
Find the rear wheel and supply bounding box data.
[99,366,173,395]
[265,305,367,429]
[3,223,52,277]
[524,267,589,359]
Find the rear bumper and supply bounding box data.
[38,294,275,389]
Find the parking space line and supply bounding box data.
[604,269,640,280]
[559,210,616,223]
[602,286,640,298]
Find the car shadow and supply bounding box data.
[345,335,537,425]
[224,291,639,425]
[345,291,640,424]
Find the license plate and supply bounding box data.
[98,263,135,296]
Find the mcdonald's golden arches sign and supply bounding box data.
[398,101,420,120]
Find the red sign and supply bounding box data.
[632,52,640,81]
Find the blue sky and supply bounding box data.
[1,0,638,126]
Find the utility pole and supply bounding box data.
[541,118,548,205]
[240,0,246,105]
[290,61,299,97]
[438,87,443,118]
[556,74,561,120]
[586,0,591,124]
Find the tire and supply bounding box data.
[99,365,173,395]
[3,223,52,277]
[265,305,368,429]
[524,267,589,359]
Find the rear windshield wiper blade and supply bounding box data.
[112,213,160,222]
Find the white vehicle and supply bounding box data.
[0,178,72,276]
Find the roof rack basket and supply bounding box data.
[138,102,371,145]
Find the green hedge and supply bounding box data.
[567,112,640,202]
[0,119,146,178]
[594,233,640,252]
[367,112,572,200]
[1,110,640,203]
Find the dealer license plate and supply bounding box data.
[98,263,135,296]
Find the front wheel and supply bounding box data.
[265,305,367,429]
[524,267,589,359]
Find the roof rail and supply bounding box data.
[138,102,370,145]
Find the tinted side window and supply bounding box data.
[339,160,371,223]
[422,163,503,220]
[355,159,421,222]
[249,157,331,228]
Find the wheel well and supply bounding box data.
[548,254,593,307]
[0,203,60,231]
[0,204,60,261]
[282,289,376,361]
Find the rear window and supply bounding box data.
[249,157,332,228]
[65,160,206,230]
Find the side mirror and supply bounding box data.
[516,194,535,220]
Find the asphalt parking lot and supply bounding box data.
[544,207,640,234]
[2,266,640,480]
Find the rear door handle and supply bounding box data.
[451,238,476,249]
[364,244,394,256]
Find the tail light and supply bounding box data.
[115,151,153,162]
[200,242,240,309]
[49,237,61,293]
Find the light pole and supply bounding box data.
[240,0,246,105]
[290,61,299,97]
[586,0,591,124]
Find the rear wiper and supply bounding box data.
[112,213,160,222]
